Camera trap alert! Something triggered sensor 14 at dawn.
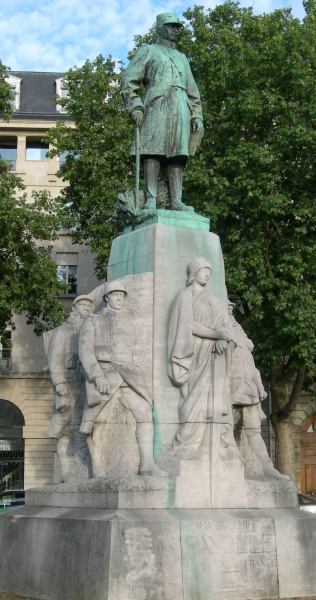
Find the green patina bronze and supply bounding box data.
[119,12,204,216]
[123,209,210,234]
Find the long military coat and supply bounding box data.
[121,43,203,158]
[79,307,152,434]
[45,313,83,438]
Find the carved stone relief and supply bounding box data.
[45,295,95,482]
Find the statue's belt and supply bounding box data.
[146,84,186,90]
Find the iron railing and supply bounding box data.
[0,438,24,492]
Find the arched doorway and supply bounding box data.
[300,414,316,497]
[0,399,25,491]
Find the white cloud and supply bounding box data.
[0,0,306,72]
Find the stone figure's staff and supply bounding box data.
[135,126,140,211]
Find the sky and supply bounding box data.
[1,0,305,73]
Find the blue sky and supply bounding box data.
[1,0,305,72]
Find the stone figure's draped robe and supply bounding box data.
[168,287,234,458]
[121,43,203,158]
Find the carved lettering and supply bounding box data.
[262,533,276,553]
[246,558,276,569]
[249,534,263,553]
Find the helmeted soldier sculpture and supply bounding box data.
[228,302,290,480]
[121,12,204,212]
[79,280,164,477]
[45,295,95,482]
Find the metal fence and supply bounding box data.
[0,438,24,491]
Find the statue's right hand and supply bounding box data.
[132,109,144,127]
[56,383,67,396]
[95,376,108,395]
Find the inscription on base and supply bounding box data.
[181,518,278,600]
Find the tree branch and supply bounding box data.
[277,367,306,422]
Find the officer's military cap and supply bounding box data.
[156,13,183,28]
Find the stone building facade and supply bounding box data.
[0,71,100,490]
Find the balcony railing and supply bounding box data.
[0,349,12,371]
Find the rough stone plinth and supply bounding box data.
[25,471,297,510]
[26,475,172,509]
[1,506,315,600]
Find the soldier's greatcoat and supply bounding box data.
[79,307,152,434]
[46,312,83,438]
[230,317,266,407]
[121,43,203,158]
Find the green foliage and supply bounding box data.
[0,62,14,118]
[177,3,316,383]
[0,164,67,340]
[0,63,67,340]
[48,55,134,277]
[48,5,316,395]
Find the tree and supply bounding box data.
[0,64,67,341]
[0,62,14,118]
[48,55,133,277]
[180,3,316,478]
[48,4,316,479]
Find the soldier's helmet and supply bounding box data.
[72,295,95,308]
[156,13,183,28]
[103,281,127,302]
[186,257,212,285]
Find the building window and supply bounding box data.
[26,138,49,161]
[58,151,69,167]
[57,265,78,295]
[56,252,78,295]
[6,75,21,111]
[55,77,68,114]
[0,329,12,371]
[0,137,17,171]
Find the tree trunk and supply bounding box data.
[270,366,305,482]
[272,417,296,480]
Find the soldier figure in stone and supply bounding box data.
[46,295,95,482]
[79,280,163,476]
[121,12,204,211]
[229,303,289,480]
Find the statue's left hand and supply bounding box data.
[214,340,228,354]
[191,117,204,133]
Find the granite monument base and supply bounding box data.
[0,505,315,600]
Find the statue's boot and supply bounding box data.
[168,161,194,211]
[246,429,291,480]
[144,157,159,210]
[136,422,167,477]
[57,435,78,482]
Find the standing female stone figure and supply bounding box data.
[168,257,236,458]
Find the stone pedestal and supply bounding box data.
[1,210,312,600]
[1,505,315,600]
[106,211,296,509]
